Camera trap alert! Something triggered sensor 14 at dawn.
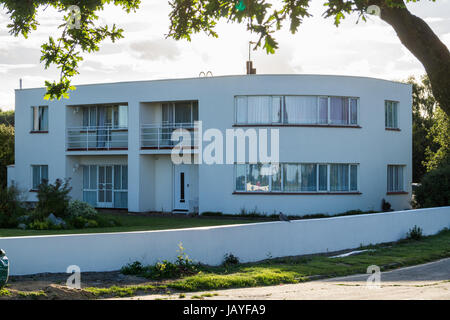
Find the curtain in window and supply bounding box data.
[97,106,107,148]
[330,97,349,125]
[285,96,317,124]
[271,163,282,191]
[301,164,317,191]
[39,107,48,131]
[248,96,271,124]
[235,97,247,123]
[235,164,246,191]
[283,164,301,191]
[388,165,403,191]
[385,102,398,128]
[271,96,282,123]
[330,164,349,191]
[32,166,40,189]
[350,165,357,191]
[318,164,327,191]
[350,99,358,125]
[175,102,192,124]
[318,97,328,124]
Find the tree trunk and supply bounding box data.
[373,0,450,117]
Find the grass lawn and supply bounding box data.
[84,228,450,297]
[0,213,264,237]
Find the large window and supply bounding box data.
[387,165,405,192]
[31,165,48,189]
[235,163,358,193]
[82,105,128,128]
[31,106,48,131]
[385,101,398,129]
[162,101,198,124]
[235,96,358,126]
[82,165,128,208]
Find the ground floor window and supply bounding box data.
[31,165,48,189]
[82,164,128,208]
[387,165,405,192]
[235,163,358,193]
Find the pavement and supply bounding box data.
[115,258,450,300]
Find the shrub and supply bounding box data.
[381,199,391,212]
[33,179,72,220]
[223,253,240,266]
[121,261,145,275]
[0,184,26,228]
[28,219,63,230]
[67,200,97,219]
[200,212,223,217]
[120,243,199,279]
[406,225,423,241]
[413,164,450,208]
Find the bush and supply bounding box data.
[33,179,72,220]
[0,185,26,228]
[67,200,97,219]
[381,199,391,212]
[406,225,423,241]
[28,219,63,230]
[120,243,199,279]
[414,164,450,208]
[223,253,240,266]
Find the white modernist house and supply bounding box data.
[8,75,412,215]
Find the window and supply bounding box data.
[235,96,359,126]
[31,106,48,131]
[82,165,128,208]
[235,163,358,193]
[387,165,405,192]
[162,101,198,124]
[385,101,398,129]
[82,105,128,128]
[32,165,48,189]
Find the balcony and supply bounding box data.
[67,126,128,151]
[141,122,198,150]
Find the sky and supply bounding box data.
[0,0,449,111]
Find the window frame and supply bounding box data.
[31,165,48,190]
[234,162,359,194]
[234,95,359,126]
[387,164,406,193]
[31,106,49,132]
[385,100,399,129]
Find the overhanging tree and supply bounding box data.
[166,0,450,117]
[2,0,449,118]
[1,0,140,99]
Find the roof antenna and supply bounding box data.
[246,41,257,75]
[19,78,23,90]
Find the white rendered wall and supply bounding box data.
[13,75,412,215]
[1,207,448,276]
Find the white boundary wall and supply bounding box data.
[1,207,449,275]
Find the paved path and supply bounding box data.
[117,258,450,300]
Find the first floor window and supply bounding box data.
[235,95,359,126]
[32,165,48,189]
[387,165,405,192]
[235,163,358,193]
[31,106,48,131]
[385,101,399,129]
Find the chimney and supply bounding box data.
[246,61,256,75]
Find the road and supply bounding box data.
[117,258,450,300]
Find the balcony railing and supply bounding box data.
[141,122,198,149]
[67,126,128,151]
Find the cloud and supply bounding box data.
[130,39,181,61]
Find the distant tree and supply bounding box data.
[0,109,14,127]
[424,107,450,171]
[0,124,14,188]
[407,76,437,182]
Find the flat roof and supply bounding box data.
[15,73,411,91]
